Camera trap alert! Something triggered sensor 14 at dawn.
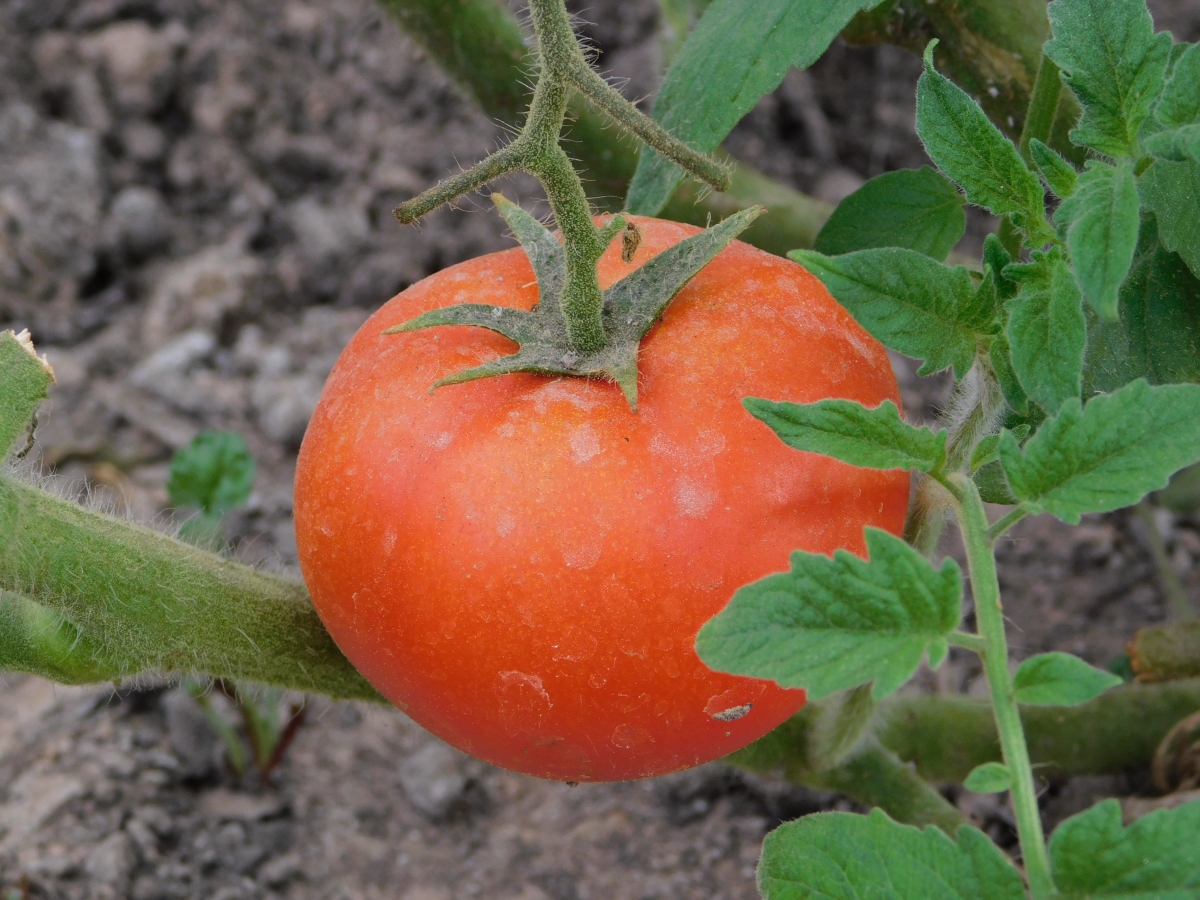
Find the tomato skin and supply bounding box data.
[294,217,908,782]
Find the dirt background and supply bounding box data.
[3,1,1200,898]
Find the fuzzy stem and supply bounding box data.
[953,474,1054,899]
[565,60,730,191]
[1018,55,1063,164]
[393,144,523,224]
[809,739,969,834]
[0,475,381,702]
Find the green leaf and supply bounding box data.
[696,528,962,701]
[626,0,881,215]
[167,430,256,519]
[982,234,1019,301]
[758,809,1025,900]
[990,332,1030,415]
[813,167,966,260]
[975,460,1019,505]
[1030,138,1080,199]
[999,379,1200,524]
[1055,161,1141,319]
[1045,0,1171,158]
[964,762,1012,794]
[1083,215,1200,394]
[1050,799,1200,897]
[1138,157,1200,279]
[743,397,946,473]
[1013,652,1124,706]
[915,43,1049,241]
[1156,41,1200,128]
[970,426,1030,472]
[1005,249,1088,413]
[790,247,994,378]
[1145,122,1200,162]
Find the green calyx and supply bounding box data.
[386,0,743,410]
[387,197,762,410]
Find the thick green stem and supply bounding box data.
[0,475,380,702]
[809,739,968,834]
[954,475,1054,899]
[1018,56,1063,164]
[877,679,1200,781]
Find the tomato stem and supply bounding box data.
[952,474,1056,899]
[390,0,730,354]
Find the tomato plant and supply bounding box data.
[4,0,1200,896]
[294,216,908,781]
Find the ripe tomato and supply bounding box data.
[294,217,908,782]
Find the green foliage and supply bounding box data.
[1049,799,1200,897]
[1155,42,1200,128]
[757,809,1024,900]
[1083,217,1200,393]
[1145,122,1200,162]
[1005,249,1088,413]
[999,379,1200,523]
[790,248,993,378]
[916,43,1050,243]
[969,425,1030,472]
[990,332,1031,415]
[1139,158,1200,279]
[813,167,966,260]
[1055,161,1141,319]
[696,529,961,701]
[1045,0,1171,158]
[168,431,256,520]
[963,762,1013,793]
[626,0,882,214]
[1030,138,1080,199]
[743,398,946,473]
[1012,652,1124,706]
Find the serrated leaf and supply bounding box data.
[743,397,946,473]
[758,809,1025,900]
[813,167,966,260]
[167,431,255,519]
[1031,138,1080,199]
[916,44,1049,241]
[1083,216,1200,394]
[1013,652,1123,706]
[1045,0,1172,158]
[1138,157,1200,280]
[1050,799,1200,897]
[999,379,1200,523]
[1055,161,1140,319]
[1145,122,1200,162]
[1155,41,1200,127]
[696,528,962,701]
[790,247,993,378]
[626,0,881,215]
[964,762,1013,793]
[1006,249,1087,413]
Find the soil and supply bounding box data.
[2,1,1200,898]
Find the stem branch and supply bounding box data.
[954,475,1054,898]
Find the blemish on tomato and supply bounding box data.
[710,704,752,722]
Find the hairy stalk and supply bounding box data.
[0,474,380,702]
[953,475,1054,899]
[1018,56,1063,164]
[1,331,54,458]
[390,0,726,354]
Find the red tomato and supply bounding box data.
[294,217,908,782]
